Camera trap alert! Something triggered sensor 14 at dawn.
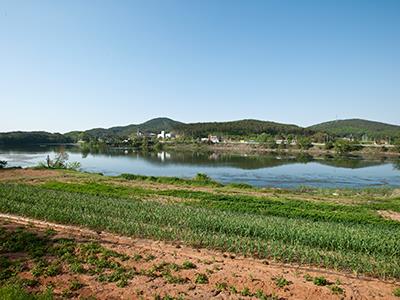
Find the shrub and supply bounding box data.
[227,183,253,189]
[0,160,7,169]
[334,140,362,155]
[194,173,212,182]
[325,141,334,150]
[195,273,209,284]
[240,287,252,296]
[37,151,80,170]
[394,287,400,297]
[257,133,277,149]
[394,140,400,153]
[313,276,328,286]
[330,285,344,294]
[182,260,196,269]
[303,274,313,281]
[215,282,228,291]
[69,279,84,291]
[297,137,313,150]
[273,276,291,288]
[0,283,53,300]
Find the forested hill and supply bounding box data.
[65,118,183,140]
[65,118,311,140]
[308,119,400,139]
[1,118,399,145]
[173,119,309,138]
[0,131,73,146]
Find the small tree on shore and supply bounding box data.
[394,139,400,153]
[39,150,80,170]
[334,140,362,155]
[325,141,334,150]
[0,160,7,169]
[257,133,277,149]
[297,137,312,150]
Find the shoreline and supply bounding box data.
[163,142,400,158]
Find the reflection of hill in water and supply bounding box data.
[0,144,77,153]
[317,158,386,169]
[142,152,300,169]
[111,150,392,170]
[1,145,396,171]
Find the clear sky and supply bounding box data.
[1,0,399,133]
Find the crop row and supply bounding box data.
[41,181,400,225]
[0,183,399,279]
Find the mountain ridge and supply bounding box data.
[308,118,400,139]
[1,118,399,143]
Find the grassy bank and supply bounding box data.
[0,169,399,280]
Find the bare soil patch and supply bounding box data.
[378,210,400,222]
[392,189,400,198]
[0,214,399,300]
[0,168,61,182]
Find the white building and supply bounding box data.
[157,131,166,139]
[200,135,220,143]
[157,131,174,139]
[209,136,220,144]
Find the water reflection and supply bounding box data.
[0,145,399,188]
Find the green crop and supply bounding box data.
[0,183,400,279]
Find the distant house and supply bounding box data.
[275,139,296,145]
[157,131,175,139]
[157,131,166,139]
[374,139,389,145]
[200,135,220,144]
[209,135,220,144]
[342,135,354,142]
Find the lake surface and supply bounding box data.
[1,145,399,188]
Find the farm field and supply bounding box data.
[0,168,400,299]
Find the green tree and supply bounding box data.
[154,141,163,151]
[78,132,91,142]
[297,137,312,150]
[38,150,80,170]
[394,139,400,153]
[325,141,334,150]
[286,134,295,144]
[0,160,7,168]
[312,132,329,143]
[142,137,149,151]
[131,137,143,149]
[334,140,352,155]
[257,133,277,149]
[334,140,362,155]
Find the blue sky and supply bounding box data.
[1,0,399,133]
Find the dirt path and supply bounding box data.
[0,213,399,300]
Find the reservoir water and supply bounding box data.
[1,145,399,189]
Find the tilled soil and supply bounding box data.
[0,214,399,300]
